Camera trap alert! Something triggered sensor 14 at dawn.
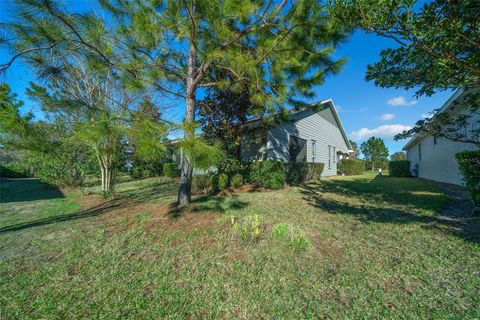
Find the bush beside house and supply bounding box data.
[249,160,286,189]
[388,160,411,177]
[456,150,480,210]
[163,163,180,177]
[337,159,365,175]
[286,163,324,184]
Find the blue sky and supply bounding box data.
[1,1,453,155]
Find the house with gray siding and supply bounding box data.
[240,99,352,176]
[403,88,479,185]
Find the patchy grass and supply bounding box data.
[1,174,479,319]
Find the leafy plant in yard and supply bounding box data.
[456,150,480,210]
[212,173,229,192]
[230,174,244,188]
[271,223,311,251]
[232,215,265,242]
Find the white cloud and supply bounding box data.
[350,124,412,140]
[379,113,395,121]
[387,96,417,107]
[422,113,433,119]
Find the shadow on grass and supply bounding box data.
[0,178,65,203]
[168,195,249,218]
[299,176,479,244]
[0,177,250,234]
[0,200,122,234]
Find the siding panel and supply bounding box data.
[263,107,349,176]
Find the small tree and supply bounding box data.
[349,140,359,159]
[360,137,389,173]
[197,86,260,160]
[390,151,407,161]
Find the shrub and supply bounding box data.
[219,157,250,177]
[212,173,229,191]
[129,159,163,179]
[337,159,365,175]
[306,163,324,181]
[192,175,212,194]
[389,160,411,177]
[249,160,285,189]
[285,163,308,184]
[285,163,324,184]
[271,223,311,251]
[163,163,179,177]
[231,173,244,188]
[456,150,480,210]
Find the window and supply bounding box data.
[418,143,422,162]
[433,135,437,145]
[289,135,307,162]
[311,140,316,162]
[332,147,336,163]
[328,145,331,169]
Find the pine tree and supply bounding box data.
[1,0,348,205]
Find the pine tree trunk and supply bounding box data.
[177,29,197,206]
[98,153,116,195]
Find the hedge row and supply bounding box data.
[388,160,411,177]
[285,162,324,185]
[456,150,480,210]
[337,159,365,175]
[193,160,326,193]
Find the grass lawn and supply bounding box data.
[1,173,479,319]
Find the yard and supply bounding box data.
[1,173,479,319]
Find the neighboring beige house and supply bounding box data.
[403,89,479,185]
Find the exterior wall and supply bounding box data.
[241,107,349,176]
[405,110,479,185]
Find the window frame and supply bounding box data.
[289,135,307,163]
[311,140,316,162]
[328,145,331,169]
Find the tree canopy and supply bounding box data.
[360,136,389,171]
[331,0,480,97]
[390,151,407,161]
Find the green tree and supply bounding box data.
[360,137,389,173]
[197,83,261,160]
[1,0,348,205]
[0,83,98,187]
[331,0,480,145]
[349,139,358,159]
[331,0,479,96]
[390,151,407,161]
